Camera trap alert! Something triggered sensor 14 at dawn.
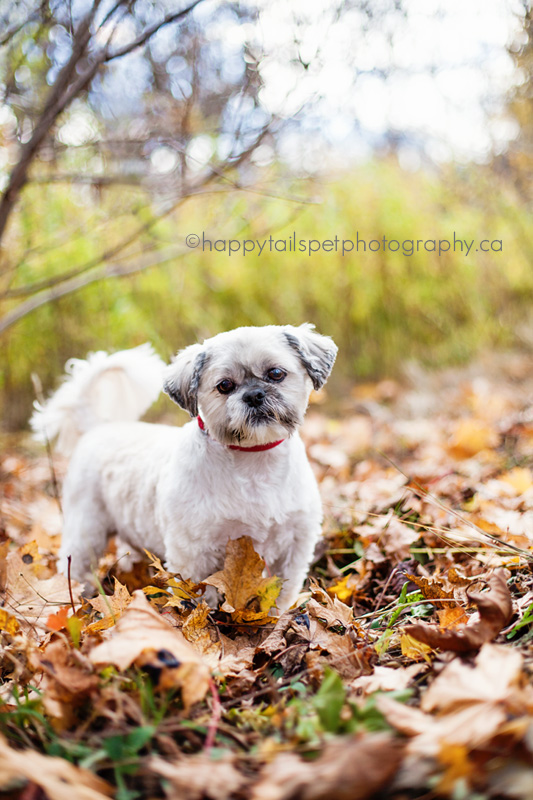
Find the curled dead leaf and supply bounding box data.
[404,569,512,652]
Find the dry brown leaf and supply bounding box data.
[404,569,512,652]
[0,733,112,800]
[251,733,404,800]
[37,639,98,700]
[4,549,82,631]
[33,639,98,725]
[373,515,420,559]
[378,642,533,759]
[86,577,132,632]
[436,606,469,629]
[203,536,282,623]
[181,601,221,667]
[89,590,210,708]
[308,578,356,629]
[406,573,455,608]
[377,694,508,757]
[421,642,526,713]
[149,753,246,800]
[351,663,424,695]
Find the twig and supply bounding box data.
[67,555,76,614]
[376,450,533,561]
[204,678,222,754]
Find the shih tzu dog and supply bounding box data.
[32,324,337,611]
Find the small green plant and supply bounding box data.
[507,602,533,643]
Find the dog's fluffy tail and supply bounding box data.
[31,344,165,455]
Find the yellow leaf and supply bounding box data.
[400,633,433,662]
[167,576,204,601]
[86,578,132,632]
[499,467,533,494]
[327,574,356,603]
[203,537,282,624]
[448,419,499,458]
[0,609,19,635]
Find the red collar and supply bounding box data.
[197,416,285,452]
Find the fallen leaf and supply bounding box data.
[400,633,433,662]
[327,573,360,603]
[149,752,246,800]
[4,550,82,631]
[46,605,70,631]
[351,663,424,695]
[421,642,525,712]
[0,733,112,799]
[309,579,357,629]
[181,601,221,667]
[498,466,533,494]
[251,733,404,800]
[378,643,533,758]
[448,419,499,458]
[0,608,19,635]
[86,577,132,632]
[436,606,469,630]
[203,537,282,623]
[404,569,512,652]
[406,573,455,608]
[89,590,210,708]
[436,743,475,796]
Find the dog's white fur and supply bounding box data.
[31,324,337,611]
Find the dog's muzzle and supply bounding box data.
[242,387,266,408]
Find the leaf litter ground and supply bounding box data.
[2,353,533,799]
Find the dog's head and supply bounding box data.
[163,324,337,446]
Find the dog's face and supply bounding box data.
[163,324,337,446]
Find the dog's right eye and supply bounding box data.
[217,379,235,394]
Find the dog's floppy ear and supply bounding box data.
[283,324,338,390]
[163,343,208,416]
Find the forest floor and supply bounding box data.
[2,351,533,800]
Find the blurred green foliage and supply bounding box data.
[2,158,533,430]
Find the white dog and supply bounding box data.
[32,324,337,610]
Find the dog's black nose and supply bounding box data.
[243,388,266,408]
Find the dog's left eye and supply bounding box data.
[217,379,236,394]
[266,368,286,382]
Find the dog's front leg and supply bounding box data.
[269,519,321,613]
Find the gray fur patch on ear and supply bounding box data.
[163,347,208,417]
[283,326,337,390]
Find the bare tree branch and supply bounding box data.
[2,196,187,299]
[0,0,205,258]
[0,246,189,334]
[1,117,273,307]
[103,0,204,62]
[0,2,46,48]
[0,0,102,249]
